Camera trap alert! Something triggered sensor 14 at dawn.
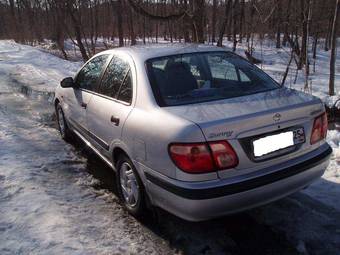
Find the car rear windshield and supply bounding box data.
[146,51,279,106]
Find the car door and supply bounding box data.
[86,53,135,157]
[66,54,109,133]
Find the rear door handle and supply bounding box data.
[81,102,87,109]
[110,116,120,126]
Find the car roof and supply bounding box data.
[100,44,228,62]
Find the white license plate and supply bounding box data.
[253,131,295,157]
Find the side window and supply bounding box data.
[98,56,130,98]
[208,56,238,80]
[152,59,167,70]
[76,55,109,91]
[239,70,251,82]
[117,70,132,104]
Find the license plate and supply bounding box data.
[253,128,305,157]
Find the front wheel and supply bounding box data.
[116,155,146,217]
[56,104,72,141]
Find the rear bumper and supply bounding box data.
[144,143,332,221]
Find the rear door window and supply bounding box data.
[98,56,130,99]
[117,70,132,104]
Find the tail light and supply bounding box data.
[169,141,238,174]
[310,112,328,144]
[209,141,239,169]
[168,143,214,173]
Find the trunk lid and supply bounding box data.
[164,88,324,179]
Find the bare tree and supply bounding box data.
[65,0,89,61]
[8,0,21,42]
[232,0,239,52]
[239,0,245,43]
[211,0,217,43]
[217,0,232,47]
[304,0,312,91]
[299,0,310,70]
[282,0,292,46]
[275,0,282,48]
[329,0,340,96]
[112,0,124,47]
[0,0,338,97]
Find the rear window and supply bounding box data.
[146,52,279,106]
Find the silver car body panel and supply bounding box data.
[141,143,331,221]
[163,88,325,179]
[54,44,331,221]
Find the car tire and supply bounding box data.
[56,103,72,141]
[116,154,146,218]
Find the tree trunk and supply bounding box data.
[191,0,205,43]
[127,5,136,45]
[247,0,256,50]
[299,0,308,69]
[217,0,232,47]
[312,34,318,59]
[113,0,124,47]
[67,2,89,62]
[52,1,68,60]
[239,0,245,43]
[8,0,20,41]
[232,0,239,52]
[329,0,340,96]
[276,0,282,48]
[283,0,292,46]
[304,0,312,91]
[325,15,333,51]
[211,0,217,43]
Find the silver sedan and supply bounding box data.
[54,45,332,221]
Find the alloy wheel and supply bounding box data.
[57,107,66,137]
[119,162,140,207]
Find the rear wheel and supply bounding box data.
[56,104,72,141]
[116,154,146,217]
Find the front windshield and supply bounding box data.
[146,51,279,106]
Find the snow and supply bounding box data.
[0,39,339,254]
[0,40,81,94]
[303,129,340,211]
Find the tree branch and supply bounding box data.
[126,0,187,21]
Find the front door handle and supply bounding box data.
[110,116,120,126]
[81,102,87,109]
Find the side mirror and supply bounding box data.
[60,77,75,88]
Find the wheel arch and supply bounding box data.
[111,145,147,186]
[112,146,130,168]
[112,145,154,209]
